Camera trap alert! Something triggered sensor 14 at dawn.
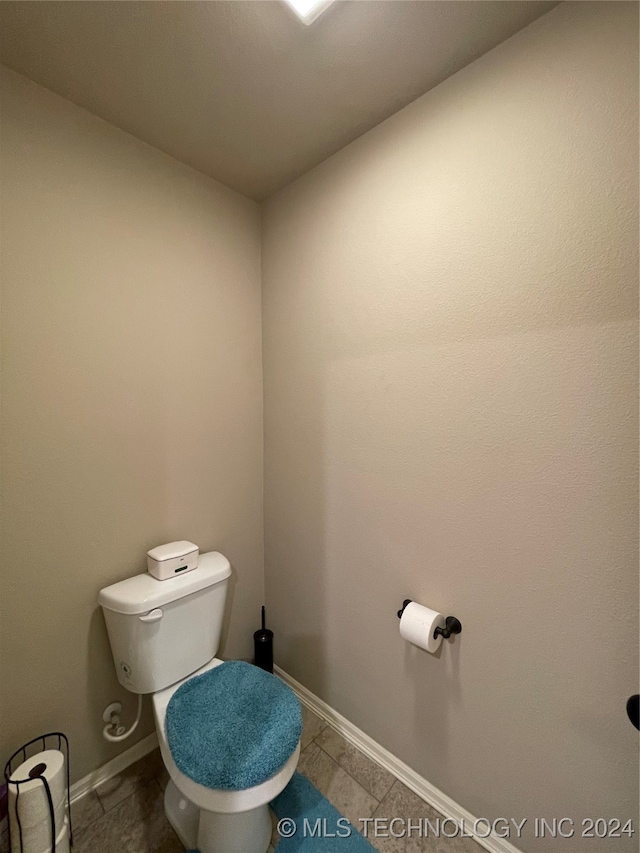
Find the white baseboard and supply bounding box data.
[275,665,522,853]
[69,732,159,804]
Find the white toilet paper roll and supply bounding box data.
[13,816,70,853]
[399,602,446,653]
[20,815,70,853]
[9,802,66,853]
[8,750,67,853]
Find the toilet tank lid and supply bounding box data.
[98,551,231,615]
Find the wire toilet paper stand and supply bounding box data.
[3,733,73,853]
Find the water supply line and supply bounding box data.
[102,695,143,743]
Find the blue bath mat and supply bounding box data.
[187,771,377,852]
[270,771,377,851]
[166,660,302,790]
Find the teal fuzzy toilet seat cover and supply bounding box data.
[165,660,302,791]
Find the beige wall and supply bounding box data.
[262,3,639,850]
[0,0,638,839]
[0,66,263,780]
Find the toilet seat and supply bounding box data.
[152,658,300,814]
[166,660,302,790]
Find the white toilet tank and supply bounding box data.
[98,551,231,694]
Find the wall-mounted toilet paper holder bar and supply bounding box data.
[397,599,462,639]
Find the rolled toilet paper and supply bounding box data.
[399,602,446,653]
[8,750,67,853]
[15,815,71,853]
[9,803,67,853]
[12,816,71,853]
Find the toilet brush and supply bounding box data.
[253,606,273,673]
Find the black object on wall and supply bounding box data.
[254,606,273,673]
[627,695,639,731]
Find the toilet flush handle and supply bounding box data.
[139,608,163,623]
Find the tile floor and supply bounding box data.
[2,707,483,853]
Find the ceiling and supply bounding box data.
[0,1,558,200]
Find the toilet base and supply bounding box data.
[197,801,271,853]
[164,780,199,849]
[163,779,272,853]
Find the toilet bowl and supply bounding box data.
[98,551,301,853]
[153,657,300,852]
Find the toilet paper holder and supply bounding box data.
[3,732,73,853]
[397,599,462,639]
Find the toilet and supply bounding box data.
[98,551,301,853]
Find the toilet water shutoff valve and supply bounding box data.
[102,697,143,742]
[103,702,126,737]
